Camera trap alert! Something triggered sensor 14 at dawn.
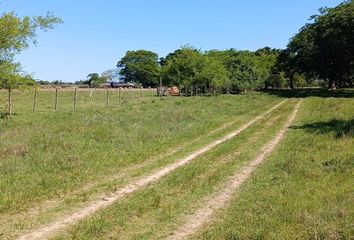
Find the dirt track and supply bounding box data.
[168,100,302,240]
[17,100,286,240]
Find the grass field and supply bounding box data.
[0,89,353,239]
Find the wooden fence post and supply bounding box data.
[140,86,143,98]
[118,87,121,104]
[8,88,12,115]
[106,88,110,106]
[74,87,77,111]
[159,77,162,98]
[89,89,94,110]
[33,88,37,113]
[54,88,58,111]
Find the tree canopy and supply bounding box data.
[0,11,62,90]
[117,47,280,92]
[162,47,230,88]
[84,73,107,87]
[283,0,354,89]
[117,50,160,87]
[114,1,353,92]
[207,48,280,91]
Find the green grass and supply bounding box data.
[194,95,354,239]
[0,89,353,239]
[0,89,282,238]
[54,99,299,240]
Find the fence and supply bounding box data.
[0,85,238,116]
[0,87,156,115]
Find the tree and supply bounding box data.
[197,56,230,89]
[274,49,297,89]
[162,47,203,87]
[162,47,229,90]
[101,69,118,82]
[117,50,160,87]
[85,73,107,87]
[0,11,62,114]
[0,12,62,62]
[207,48,280,92]
[284,0,354,89]
[265,72,287,89]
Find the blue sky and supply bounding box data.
[1,0,343,82]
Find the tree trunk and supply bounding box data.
[289,77,294,89]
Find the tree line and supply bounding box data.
[116,47,291,91]
[115,0,353,91]
[1,0,353,95]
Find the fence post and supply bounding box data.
[149,86,152,96]
[140,86,143,98]
[8,88,12,115]
[33,88,37,113]
[118,87,121,104]
[106,88,110,106]
[54,88,58,111]
[74,87,77,111]
[90,88,94,110]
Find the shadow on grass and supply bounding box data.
[263,88,354,98]
[290,119,354,138]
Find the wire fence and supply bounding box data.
[0,85,239,116]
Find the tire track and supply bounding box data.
[2,101,281,236]
[168,99,302,240]
[17,100,287,240]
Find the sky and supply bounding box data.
[1,0,344,83]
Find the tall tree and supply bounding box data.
[117,50,160,87]
[162,47,203,87]
[162,47,229,89]
[285,0,354,89]
[0,11,62,114]
[207,48,280,91]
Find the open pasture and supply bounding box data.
[0,89,353,239]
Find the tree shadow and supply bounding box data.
[290,119,354,138]
[264,88,354,98]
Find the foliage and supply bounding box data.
[207,48,280,91]
[198,56,230,88]
[292,72,307,88]
[84,73,107,87]
[284,0,354,89]
[117,50,161,87]
[0,11,62,90]
[265,72,287,89]
[162,47,229,88]
[101,69,118,82]
[117,46,282,91]
[0,61,35,89]
[162,47,203,86]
